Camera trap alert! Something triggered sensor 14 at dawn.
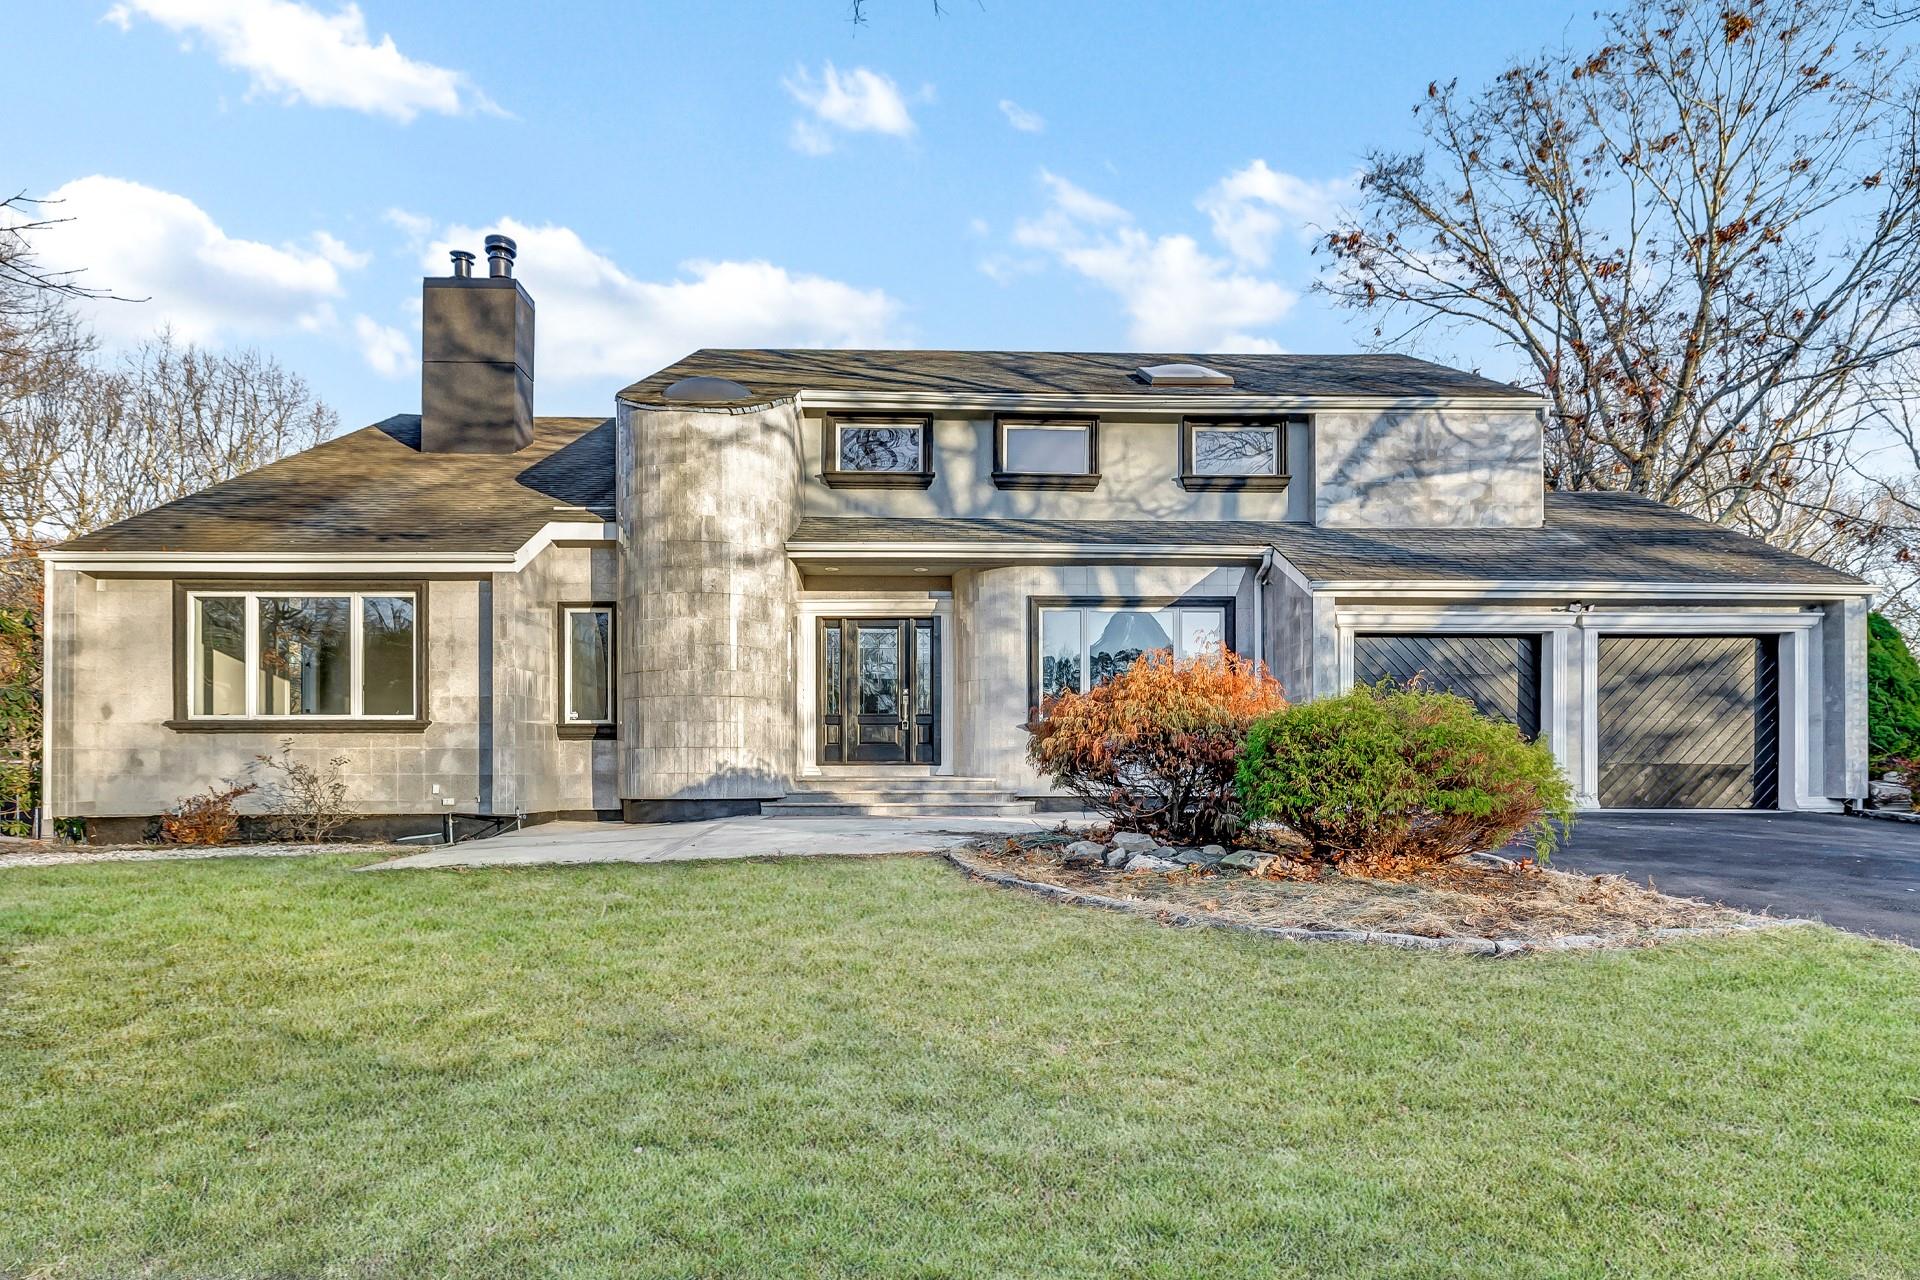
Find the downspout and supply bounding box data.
[1252,546,1279,671]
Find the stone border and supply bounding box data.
[1847,806,1920,826]
[945,846,1815,956]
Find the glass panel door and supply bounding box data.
[817,616,940,766]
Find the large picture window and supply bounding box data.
[560,605,615,730]
[184,588,419,721]
[1033,599,1232,704]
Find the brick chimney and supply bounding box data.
[420,234,534,453]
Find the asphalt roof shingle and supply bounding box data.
[788,491,1866,589]
[59,416,613,555]
[619,349,1540,405]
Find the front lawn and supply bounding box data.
[1,854,1915,1278]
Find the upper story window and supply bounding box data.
[560,604,616,737]
[1180,416,1291,491]
[993,415,1099,491]
[181,587,420,725]
[822,414,934,489]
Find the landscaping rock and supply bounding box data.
[1868,777,1913,810]
[1102,846,1132,869]
[1172,849,1215,866]
[1110,832,1159,853]
[1201,844,1227,860]
[1149,845,1182,861]
[1123,853,1179,873]
[1060,840,1107,867]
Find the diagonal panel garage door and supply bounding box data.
[1354,634,1542,738]
[1598,635,1779,809]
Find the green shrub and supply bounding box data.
[1867,612,1920,768]
[1235,683,1574,875]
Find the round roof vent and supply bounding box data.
[662,375,756,402]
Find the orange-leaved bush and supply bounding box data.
[1025,645,1287,845]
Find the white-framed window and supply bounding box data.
[561,605,615,725]
[1035,601,1230,702]
[996,416,1096,476]
[186,589,418,720]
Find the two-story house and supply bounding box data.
[40,239,1874,840]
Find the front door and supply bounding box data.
[818,616,940,765]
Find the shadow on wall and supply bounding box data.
[1317,410,1533,524]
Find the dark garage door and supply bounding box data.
[1597,635,1779,809]
[1353,633,1542,738]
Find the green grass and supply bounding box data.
[1,854,1916,1279]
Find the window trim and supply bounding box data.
[821,414,935,489]
[991,414,1101,491]
[556,602,617,739]
[1026,595,1237,715]
[168,580,429,733]
[1179,415,1293,491]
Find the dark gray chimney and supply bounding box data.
[420,237,533,453]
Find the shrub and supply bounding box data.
[245,741,354,843]
[1867,612,1920,768]
[1235,683,1574,876]
[159,783,255,845]
[1025,646,1287,845]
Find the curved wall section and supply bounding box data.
[617,400,803,808]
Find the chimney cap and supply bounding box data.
[449,248,476,278]
[484,234,517,278]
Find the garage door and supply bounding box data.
[1353,633,1542,738]
[1597,635,1779,809]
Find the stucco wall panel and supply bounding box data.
[1313,408,1542,528]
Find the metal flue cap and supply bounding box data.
[484,234,517,278]
[449,249,476,279]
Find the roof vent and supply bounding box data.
[662,375,756,403]
[1136,361,1233,387]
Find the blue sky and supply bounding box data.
[7,0,1585,431]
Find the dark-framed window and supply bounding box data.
[1179,416,1293,491]
[170,580,429,732]
[821,414,935,489]
[1027,596,1236,712]
[992,414,1100,491]
[558,603,617,739]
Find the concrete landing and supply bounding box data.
[365,814,1074,870]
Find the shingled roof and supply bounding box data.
[620,349,1540,405]
[788,491,1868,589]
[57,416,613,555]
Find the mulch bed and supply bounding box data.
[951,831,1800,953]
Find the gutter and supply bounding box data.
[38,520,620,576]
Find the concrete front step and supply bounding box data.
[798,774,1005,792]
[764,799,1036,818]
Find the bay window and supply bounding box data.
[181,587,420,724]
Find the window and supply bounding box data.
[560,605,615,734]
[184,588,419,722]
[1032,599,1232,703]
[993,415,1099,490]
[822,415,934,488]
[1180,417,1291,490]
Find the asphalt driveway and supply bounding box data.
[1545,812,1920,943]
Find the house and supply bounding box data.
[39,238,1874,840]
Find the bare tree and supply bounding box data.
[1321,0,1920,553]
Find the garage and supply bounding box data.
[1596,635,1779,809]
[1353,633,1542,737]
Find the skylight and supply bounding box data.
[1135,362,1234,387]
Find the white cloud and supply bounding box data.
[354,313,412,377]
[1009,171,1296,351]
[782,63,916,153]
[998,99,1044,133]
[25,175,346,345]
[425,218,904,383]
[103,0,498,122]
[1197,160,1355,268]
[312,230,369,269]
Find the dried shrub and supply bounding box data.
[245,740,354,843]
[1236,683,1573,876]
[159,783,256,846]
[1026,646,1288,845]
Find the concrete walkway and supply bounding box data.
[367,814,1070,870]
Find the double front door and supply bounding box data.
[817,616,940,765]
